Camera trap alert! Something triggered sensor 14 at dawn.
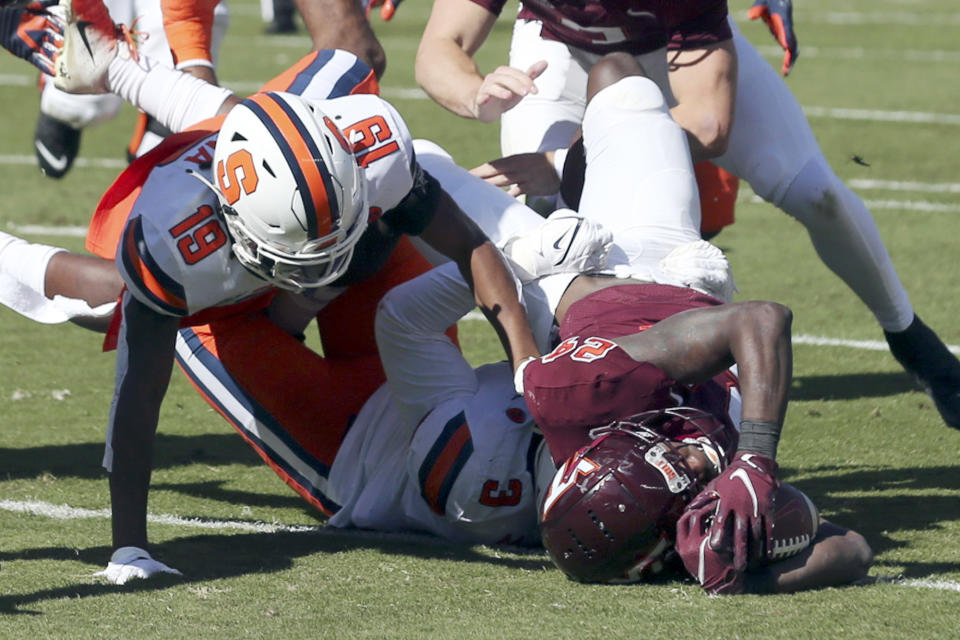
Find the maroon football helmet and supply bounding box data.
[539,408,728,584]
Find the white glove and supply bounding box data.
[502,209,613,284]
[94,546,182,585]
[659,240,738,303]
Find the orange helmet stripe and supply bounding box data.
[245,93,338,239]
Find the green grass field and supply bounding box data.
[1,0,959,637]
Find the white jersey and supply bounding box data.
[327,362,550,546]
[116,94,417,318]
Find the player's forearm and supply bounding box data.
[416,37,486,119]
[731,302,793,429]
[105,295,180,549]
[747,521,873,593]
[467,241,539,367]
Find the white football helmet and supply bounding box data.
[212,91,368,290]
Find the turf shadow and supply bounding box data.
[790,371,921,401]
[0,531,551,615]
[779,464,960,563]
[0,432,266,480]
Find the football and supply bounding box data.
[768,482,820,562]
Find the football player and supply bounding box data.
[511,52,872,594]
[415,0,960,431]
[33,0,231,179]
[30,2,543,581]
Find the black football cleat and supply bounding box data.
[886,315,960,430]
[34,113,81,179]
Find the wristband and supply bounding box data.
[738,419,782,460]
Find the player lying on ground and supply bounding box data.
[6,2,548,581]
[415,0,960,430]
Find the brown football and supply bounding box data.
[768,482,820,561]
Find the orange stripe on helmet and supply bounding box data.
[247,93,334,238]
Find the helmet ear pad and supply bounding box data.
[539,426,705,584]
[213,92,368,290]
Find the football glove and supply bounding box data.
[95,546,182,585]
[501,209,613,284]
[0,0,63,75]
[362,0,402,21]
[694,452,779,574]
[747,0,798,76]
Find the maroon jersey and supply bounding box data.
[523,283,738,463]
[469,0,729,55]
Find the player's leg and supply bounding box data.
[579,54,703,263]
[35,83,123,178]
[747,520,873,594]
[292,0,385,79]
[175,313,367,516]
[716,22,960,428]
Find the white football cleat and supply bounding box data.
[53,0,136,94]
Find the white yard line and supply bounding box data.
[0,499,498,548]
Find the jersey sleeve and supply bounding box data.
[115,214,191,317]
[259,49,380,99]
[336,95,417,213]
[465,0,507,16]
[522,338,677,464]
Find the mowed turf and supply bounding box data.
[1,0,958,637]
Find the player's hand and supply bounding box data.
[702,452,779,571]
[474,60,547,122]
[470,152,560,198]
[362,0,402,21]
[501,210,613,284]
[676,491,746,594]
[747,0,798,75]
[0,0,63,76]
[95,546,183,585]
